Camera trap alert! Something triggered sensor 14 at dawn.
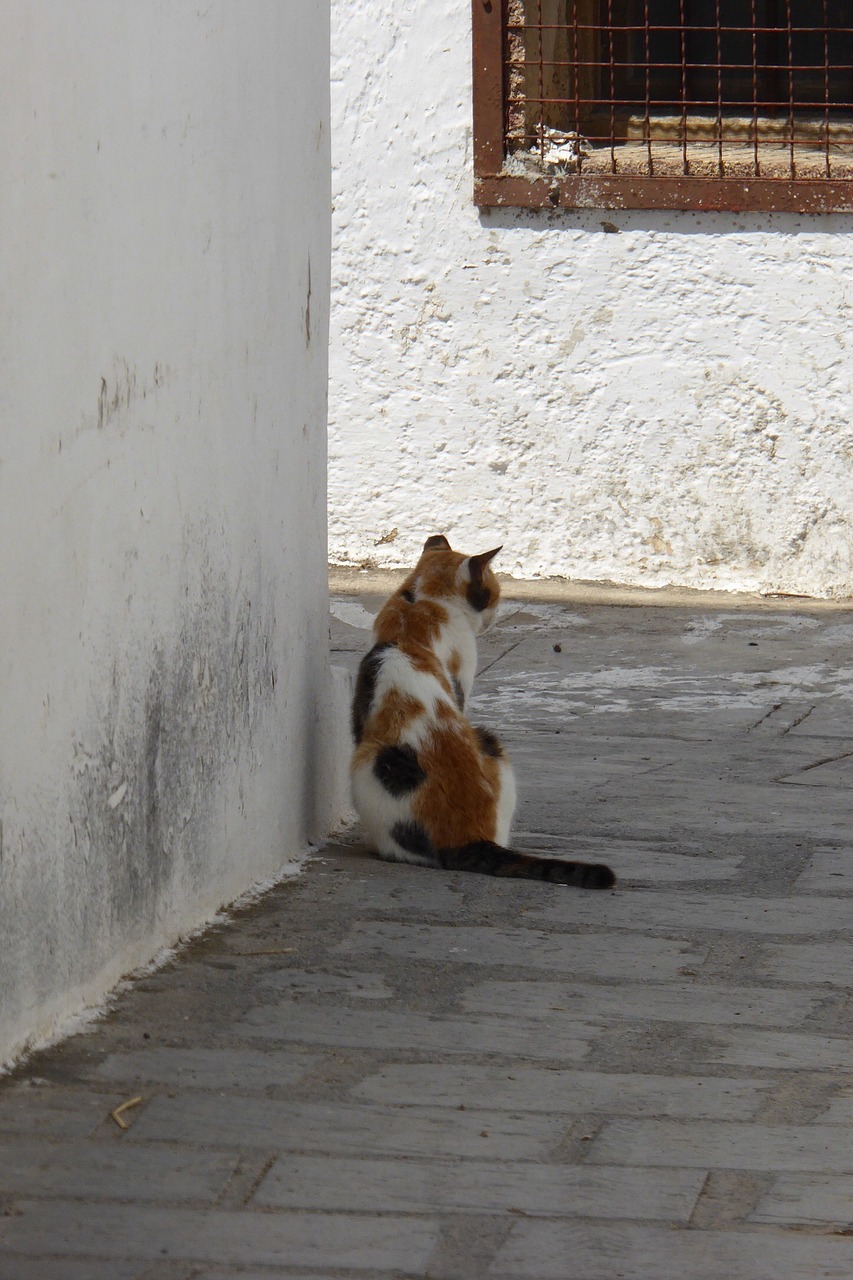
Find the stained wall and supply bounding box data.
[1,1,346,1065]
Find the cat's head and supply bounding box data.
[419,534,502,633]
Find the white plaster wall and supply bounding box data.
[329,0,853,597]
[0,1,344,1067]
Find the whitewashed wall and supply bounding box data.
[329,0,853,597]
[0,2,345,1067]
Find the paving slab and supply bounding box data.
[530,890,852,935]
[813,1089,853,1124]
[126,1094,567,1161]
[92,1047,323,1090]
[459,978,821,1027]
[0,1201,441,1271]
[251,1153,705,1220]
[353,1063,772,1118]
[749,1173,853,1226]
[235,1000,601,1059]
[336,920,708,978]
[488,1220,853,1280]
[0,1263,146,1280]
[0,1135,238,1202]
[1,591,851,1278]
[703,1027,853,1070]
[794,846,853,893]
[589,1119,853,1172]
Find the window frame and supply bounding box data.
[472,0,853,213]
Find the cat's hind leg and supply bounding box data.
[474,725,516,845]
[351,745,436,867]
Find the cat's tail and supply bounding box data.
[435,841,615,890]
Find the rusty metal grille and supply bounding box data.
[473,0,853,210]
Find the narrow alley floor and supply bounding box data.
[1,583,852,1279]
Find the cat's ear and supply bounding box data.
[423,534,452,553]
[468,546,502,582]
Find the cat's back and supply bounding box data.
[351,535,500,752]
[351,588,457,750]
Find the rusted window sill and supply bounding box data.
[475,173,853,213]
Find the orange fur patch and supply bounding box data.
[374,594,448,649]
[352,740,377,772]
[411,707,500,846]
[365,688,425,742]
[413,551,467,600]
[413,547,501,613]
[352,686,425,774]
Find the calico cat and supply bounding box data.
[350,535,615,889]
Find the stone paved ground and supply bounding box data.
[1,585,852,1279]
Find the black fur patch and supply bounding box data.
[400,588,415,603]
[351,643,393,744]
[474,725,503,758]
[424,534,451,552]
[466,582,491,612]
[373,744,426,797]
[452,675,465,711]
[391,819,434,859]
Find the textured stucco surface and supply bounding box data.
[329,0,853,597]
[0,1,345,1066]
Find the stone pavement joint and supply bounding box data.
[0,594,851,1278]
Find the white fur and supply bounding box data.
[421,572,498,705]
[351,760,434,865]
[494,756,517,846]
[369,643,455,745]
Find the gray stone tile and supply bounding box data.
[0,1135,237,1202]
[513,835,743,883]
[128,1094,564,1160]
[0,1086,129,1138]
[589,1120,853,1173]
[235,999,599,1060]
[254,968,395,1000]
[252,1154,704,1221]
[302,866,465,916]
[336,921,707,980]
[196,1274,337,1280]
[705,1028,853,1071]
[0,1201,439,1271]
[0,1263,144,1280]
[471,660,786,732]
[793,847,853,893]
[535,778,852,839]
[531,891,852,935]
[489,1221,853,1280]
[755,940,853,985]
[787,701,853,739]
[195,1275,335,1280]
[514,786,851,840]
[779,753,853,788]
[815,1088,853,1124]
[353,1064,771,1119]
[93,1047,322,1090]
[749,1173,853,1225]
[461,979,819,1029]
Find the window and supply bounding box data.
[472,0,853,211]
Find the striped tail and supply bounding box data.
[435,841,615,890]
